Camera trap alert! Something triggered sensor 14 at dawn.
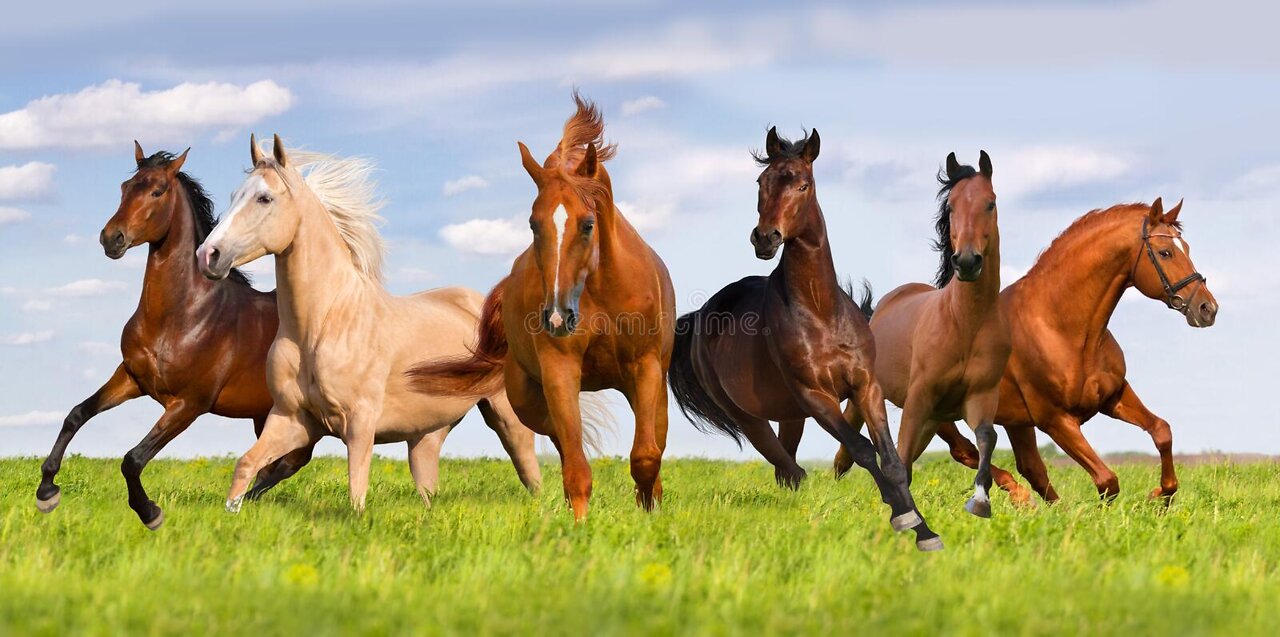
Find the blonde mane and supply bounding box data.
[287,150,387,281]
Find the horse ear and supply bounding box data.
[134,140,146,166]
[167,147,189,175]
[518,142,545,187]
[250,134,263,165]
[802,129,820,163]
[272,134,288,168]
[765,126,782,159]
[1148,197,1164,224]
[979,150,993,178]
[1162,198,1184,225]
[946,152,962,181]
[575,142,599,178]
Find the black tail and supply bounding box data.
[842,278,876,321]
[668,310,745,446]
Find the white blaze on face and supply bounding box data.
[548,203,570,327]
[1175,237,1188,254]
[207,174,268,246]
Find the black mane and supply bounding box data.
[751,129,812,166]
[932,162,979,288]
[139,152,251,286]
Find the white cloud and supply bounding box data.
[440,218,531,256]
[1223,164,1280,199]
[615,201,674,232]
[0,162,56,201]
[0,206,31,224]
[621,96,666,118]
[442,175,490,197]
[77,341,116,356]
[63,233,86,244]
[0,79,293,150]
[0,410,64,427]
[996,146,1130,200]
[3,330,55,345]
[21,299,52,312]
[47,278,127,297]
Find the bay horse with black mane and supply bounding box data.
[667,128,940,551]
[409,93,675,520]
[840,198,1219,504]
[838,152,1010,520]
[35,143,308,529]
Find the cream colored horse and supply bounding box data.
[197,135,541,512]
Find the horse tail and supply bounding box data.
[578,392,617,457]
[407,279,509,397]
[667,310,744,446]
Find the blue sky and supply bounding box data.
[1,0,1277,462]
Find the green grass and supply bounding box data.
[2,453,1279,636]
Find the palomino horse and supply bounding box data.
[849,199,1218,503]
[842,152,1010,519]
[35,144,305,529]
[667,128,940,551]
[197,135,541,512]
[409,94,675,520]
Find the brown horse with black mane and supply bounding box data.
[667,128,940,551]
[409,93,675,520]
[35,144,308,529]
[838,152,1010,520]
[838,198,1218,503]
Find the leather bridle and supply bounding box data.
[1134,217,1205,313]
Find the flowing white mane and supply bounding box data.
[289,150,387,281]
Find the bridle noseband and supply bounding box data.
[1135,217,1205,313]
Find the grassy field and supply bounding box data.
[2,453,1278,636]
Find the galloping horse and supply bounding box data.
[409,94,675,520]
[842,152,1010,519]
[845,199,1218,503]
[197,135,541,512]
[667,128,939,551]
[35,144,306,529]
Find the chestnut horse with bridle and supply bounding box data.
[841,152,1010,520]
[839,198,1218,503]
[667,128,940,551]
[409,94,675,520]
[35,144,308,529]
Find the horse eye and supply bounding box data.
[151,189,164,198]
[1159,250,1172,258]
[987,202,996,212]
[581,219,595,233]
[257,194,272,205]
[798,184,809,192]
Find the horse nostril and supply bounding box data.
[971,254,984,269]
[768,230,781,244]
[951,254,962,267]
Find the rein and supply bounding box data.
[1134,217,1205,313]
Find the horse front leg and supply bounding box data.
[623,356,668,510]
[121,397,206,529]
[227,408,319,513]
[962,391,1000,519]
[38,363,142,512]
[344,411,381,513]
[1102,382,1177,502]
[935,420,1032,507]
[540,362,592,521]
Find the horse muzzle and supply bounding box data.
[1184,296,1218,328]
[750,227,783,260]
[542,305,580,337]
[196,243,230,281]
[952,251,984,282]
[99,228,129,260]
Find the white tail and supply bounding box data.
[578,391,617,457]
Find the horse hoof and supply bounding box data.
[891,510,923,532]
[225,495,244,514]
[144,509,165,531]
[964,496,992,519]
[916,536,945,552]
[36,491,61,514]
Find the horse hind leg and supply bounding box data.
[478,393,543,494]
[37,364,142,512]
[702,375,806,488]
[406,423,455,506]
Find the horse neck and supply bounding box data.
[942,224,1002,330]
[139,189,213,319]
[274,196,365,335]
[778,200,842,315]
[1020,211,1140,341]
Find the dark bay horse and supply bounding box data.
[843,199,1218,503]
[35,144,306,529]
[840,152,1010,519]
[667,128,939,551]
[410,94,675,520]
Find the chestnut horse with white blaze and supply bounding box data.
[197,135,540,512]
[838,198,1219,503]
[409,94,675,520]
[666,128,940,551]
[842,152,1010,519]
